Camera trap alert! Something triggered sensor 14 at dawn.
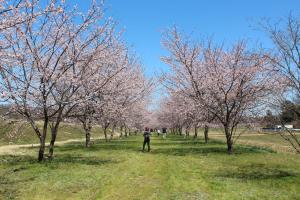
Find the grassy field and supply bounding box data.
[0,134,300,200]
[0,120,105,146]
[207,128,300,153]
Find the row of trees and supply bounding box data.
[0,0,152,161]
[264,100,300,129]
[157,14,300,153]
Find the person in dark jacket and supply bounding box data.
[162,127,167,139]
[142,127,151,152]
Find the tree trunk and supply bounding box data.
[224,125,233,153]
[103,122,110,142]
[120,126,123,138]
[194,126,198,138]
[81,117,92,148]
[38,136,46,162]
[111,124,115,140]
[204,125,209,144]
[185,129,189,137]
[85,128,91,147]
[37,119,48,161]
[125,127,128,137]
[48,119,61,159]
[48,127,57,158]
[104,126,108,142]
[48,107,64,159]
[227,138,233,153]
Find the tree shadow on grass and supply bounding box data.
[50,154,122,165]
[19,139,142,153]
[48,138,275,156]
[151,145,274,156]
[152,139,224,147]
[0,161,36,199]
[54,140,143,153]
[16,136,275,161]
[0,153,122,199]
[151,146,228,156]
[0,175,34,200]
[0,175,35,185]
[0,155,36,165]
[163,137,196,142]
[215,163,298,180]
[0,154,121,166]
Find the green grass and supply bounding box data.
[207,128,300,153]
[0,135,300,200]
[0,120,104,146]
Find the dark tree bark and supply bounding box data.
[185,129,190,137]
[48,123,59,158]
[85,129,91,147]
[25,107,48,161]
[194,126,198,138]
[37,118,48,162]
[179,127,182,136]
[38,134,46,162]
[224,125,233,153]
[204,125,209,144]
[78,114,93,148]
[104,127,107,141]
[48,109,64,158]
[111,124,116,140]
[125,126,128,137]
[84,118,92,147]
[120,126,123,138]
[103,122,110,142]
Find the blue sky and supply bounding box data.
[100,0,300,77]
[74,0,300,109]
[73,0,300,76]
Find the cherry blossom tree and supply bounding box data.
[68,52,153,145]
[96,59,153,141]
[263,14,300,153]
[162,27,278,153]
[68,44,128,146]
[155,92,186,135]
[156,89,215,143]
[0,0,123,161]
[0,0,39,31]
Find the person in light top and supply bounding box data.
[157,129,161,136]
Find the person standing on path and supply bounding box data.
[162,128,167,139]
[142,127,151,152]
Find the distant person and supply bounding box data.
[157,129,161,136]
[142,127,151,152]
[162,128,167,139]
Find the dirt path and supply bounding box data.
[0,133,220,156]
[0,138,88,155]
[0,132,122,155]
[208,133,296,153]
[209,132,300,136]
